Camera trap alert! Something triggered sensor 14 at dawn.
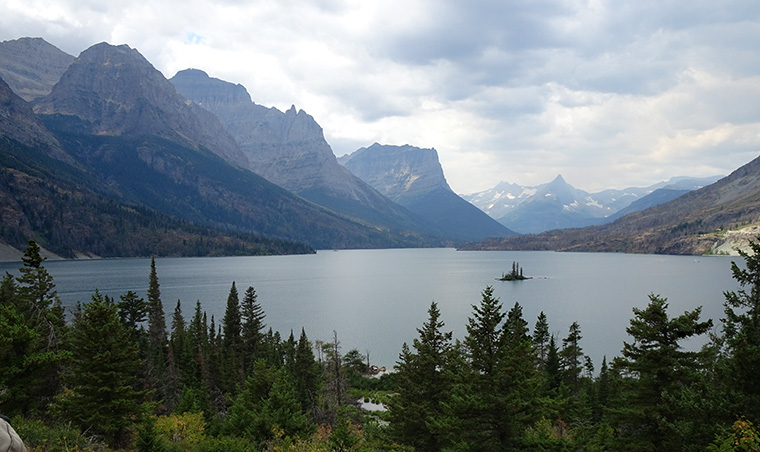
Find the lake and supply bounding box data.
[0,248,742,369]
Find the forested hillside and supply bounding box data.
[1,240,758,451]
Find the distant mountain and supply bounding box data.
[463,175,721,234]
[0,37,74,101]
[463,155,760,255]
[0,41,441,254]
[338,143,516,241]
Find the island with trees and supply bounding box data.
[499,261,531,280]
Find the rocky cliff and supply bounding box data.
[0,37,74,101]
[34,43,248,168]
[339,143,515,241]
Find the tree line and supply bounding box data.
[1,239,759,451]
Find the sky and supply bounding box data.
[2,0,760,194]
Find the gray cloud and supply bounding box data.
[1,0,759,193]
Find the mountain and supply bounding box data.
[463,154,760,255]
[463,175,721,234]
[0,41,441,253]
[0,37,75,101]
[169,69,435,235]
[0,74,312,258]
[34,43,249,169]
[338,143,516,241]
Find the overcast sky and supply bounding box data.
[2,0,760,193]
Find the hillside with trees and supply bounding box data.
[1,240,759,451]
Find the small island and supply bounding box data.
[499,261,531,281]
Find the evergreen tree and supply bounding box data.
[545,334,562,392]
[54,290,145,447]
[610,294,712,451]
[442,289,541,451]
[146,257,169,405]
[533,311,550,370]
[117,290,147,342]
[561,321,584,392]
[721,240,760,422]
[241,285,266,374]
[222,282,243,391]
[389,301,453,452]
[0,243,67,415]
[291,328,320,413]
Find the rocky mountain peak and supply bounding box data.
[0,37,75,101]
[340,143,452,202]
[34,42,248,167]
[171,69,252,106]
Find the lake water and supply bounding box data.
[0,248,742,369]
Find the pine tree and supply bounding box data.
[221,281,243,391]
[291,328,320,413]
[146,257,169,405]
[389,301,453,452]
[561,321,584,392]
[241,285,266,374]
[533,311,550,369]
[1,243,68,415]
[610,294,712,451]
[721,240,760,422]
[55,290,145,447]
[117,290,147,342]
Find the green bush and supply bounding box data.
[12,416,103,452]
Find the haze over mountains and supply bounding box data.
[463,174,722,234]
[1,36,759,258]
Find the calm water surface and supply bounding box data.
[0,248,740,368]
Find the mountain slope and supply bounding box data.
[0,37,74,101]
[169,69,436,235]
[464,154,760,255]
[16,42,438,251]
[339,143,516,241]
[0,75,313,258]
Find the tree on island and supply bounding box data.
[500,261,529,281]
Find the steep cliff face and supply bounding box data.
[0,75,74,165]
[0,37,75,101]
[170,69,435,233]
[339,143,515,241]
[338,143,451,202]
[33,43,248,168]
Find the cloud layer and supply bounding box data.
[2,0,760,192]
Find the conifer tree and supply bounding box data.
[55,290,145,447]
[241,285,266,373]
[561,321,585,392]
[292,328,320,413]
[533,311,550,369]
[222,282,243,391]
[118,290,147,342]
[721,240,760,422]
[610,294,712,451]
[146,257,169,405]
[389,301,453,452]
[1,243,68,415]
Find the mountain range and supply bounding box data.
[463,154,760,255]
[2,36,760,258]
[0,39,455,257]
[463,175,721,234]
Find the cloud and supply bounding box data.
[1,0,760,193]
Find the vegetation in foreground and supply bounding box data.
[1,239,759,451]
